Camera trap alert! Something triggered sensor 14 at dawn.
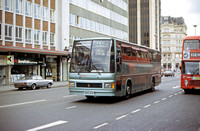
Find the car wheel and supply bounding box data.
[31,84,36,90]
[47,83,51,88]
[18,87,23,90]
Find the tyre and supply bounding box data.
[149,79,155,92]
[125,85,131,99]
[184,89,190,94]
[47,83,51,88]
[31,84,36,90]
[86,96,94,100]
[18,87,23,90]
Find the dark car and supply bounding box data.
[14,75,53,90]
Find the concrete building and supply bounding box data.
[69,0,129,49]
[0,0,69,85]
[161,16,187,71]
[129,0,161,50]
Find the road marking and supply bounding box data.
[169,95,173,97]
[162,98,167,101]
[131,109,141,114]
[116,114,129,120]
[154,101,160,104]
[63,95,77,98]
[0,100,46,108]
[174,93,178,95]
[173,86,179,89]
[178,91,182,94]
[144,104,151,108]
[66,106,77,110]
[94,123,108,129]
[27,120,68,131]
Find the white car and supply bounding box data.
[14,75,53,90]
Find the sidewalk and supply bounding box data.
[0,81,68,92]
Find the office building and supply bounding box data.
[0,0,69,85]
[129,0,161,50]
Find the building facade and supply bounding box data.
[161,16,187,71]
[0,0,69,85]
[69,0,129,49]
[129,0,161,50]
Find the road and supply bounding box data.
[0,73,200,131]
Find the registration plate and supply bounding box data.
[18,83,23,85]
[195,87,200,89]
[84,91,94,95]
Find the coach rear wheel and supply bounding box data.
[150,79,155,92]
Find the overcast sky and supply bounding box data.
[161,0,200,36]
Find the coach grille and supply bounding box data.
[77,83,102,88]
[189,80,200,86]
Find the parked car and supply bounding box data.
[14,75,53,90]
[163,71,175,77]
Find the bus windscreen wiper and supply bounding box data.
[192,68,199,75]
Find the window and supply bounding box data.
[42,6,48,20]
[16,0,22,14]
[15,26,22,42]
[0,24,1,40]
[34,4,40,18]
[42,32,47,45]
[5,0,13,11]
[50,33,54,45]
[5,24,13,40]
[34,30,40,44]
[25,28,32,43]
[25,1,32,16]
[50,9,55,22]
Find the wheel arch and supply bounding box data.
[124,78,132,95]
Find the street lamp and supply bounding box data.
[193,25,197,36]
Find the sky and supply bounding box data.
[161,0,200,36]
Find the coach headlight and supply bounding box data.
[104,83,115,89]
[69,82,75,87]
[185,80,188,87]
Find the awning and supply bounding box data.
[0,46,69,56]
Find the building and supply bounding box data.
[161,16,187,71]
[69,0,129,48]
[0,0,69,85]
[129,0,161,50]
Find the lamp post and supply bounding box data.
[193,25,197,36]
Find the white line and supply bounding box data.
[162,98,167,101]
[178,91,182,94]
[0,100,46,108]
[144,104,151,108]
[131,109,141,114]
[27,120,68,131]
[116,114,129,120]
[63,95,77,98]
[174,93,178,95]
[154,101,160,104]
[173,86,179,89]
[66,106,77,110]
[169,95,173,97]
[94,123,108,129]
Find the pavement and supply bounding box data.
[0,81,68,92]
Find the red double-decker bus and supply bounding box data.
[181,36,200,93]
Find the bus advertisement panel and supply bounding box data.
[68,38,161,99]
[181,36,200,93]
